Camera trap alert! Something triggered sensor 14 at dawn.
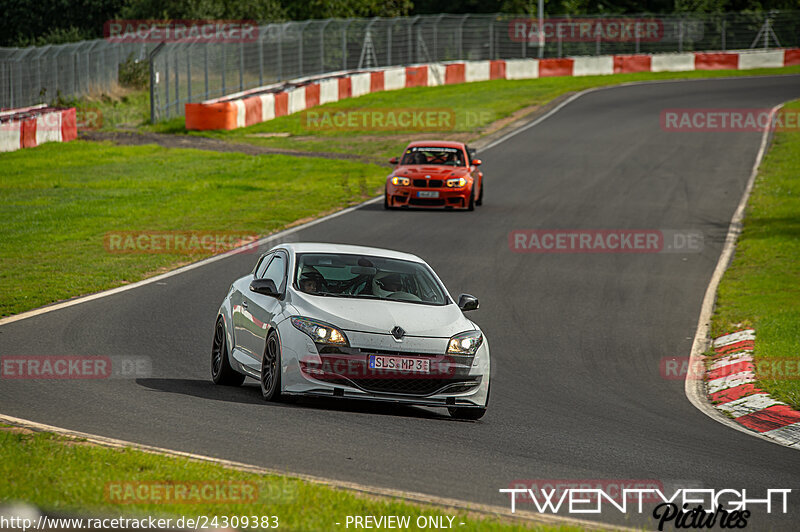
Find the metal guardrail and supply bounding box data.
[1,12,797,119]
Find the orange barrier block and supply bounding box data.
[695,52,738,70]
[489,60,506,80]
[274,92,288,117]
[243,96,262,127]
[539,58,574,77]
[305,83,320,109]
[784,48,800,66]
[21,118,37,147]
[370,71,384,93]
[338,77,352,99]
[405,66,428,87]
[445,64,465,84]
[60,108,77,141]
[613,55,651,73]
[185,102,238,130]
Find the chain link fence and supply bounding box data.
[149,11,800,121]
[1,12,797,119]
[0,41,155,109]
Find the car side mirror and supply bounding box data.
[389,157,399,165]
[471,159,482,166]
[458,294,479,311]
[250,278,280,297]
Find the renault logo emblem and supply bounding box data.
[391,326,405,340]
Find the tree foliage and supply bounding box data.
[1,0,797,46]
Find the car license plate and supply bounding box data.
[417,191,439,198]
[369,355,430,373]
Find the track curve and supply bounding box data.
[2,75,800,529]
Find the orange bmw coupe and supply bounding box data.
[384,141,484,211]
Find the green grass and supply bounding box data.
[59,89,151,130]
[152,65,800,160]
[711,99,800,410]
[0,141,385,317]
[0,427,579,532]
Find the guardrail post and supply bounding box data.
[721,18,726,51]
[204,44,209,100]
[221,44,226,94]
[596,27,601,55]
[278,24,283,80]
[173,50,179,116]
[258,29,264,85]
[239,40,244,91]
[187,45,192,103]
[489,17,494,59]
[320,19,332,73]
[149,42,165,124]
[459,15,467,60]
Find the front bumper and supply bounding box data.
[386,184,471,209]
[278,324,491,408]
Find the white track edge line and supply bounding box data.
[0,414,631,532]
[683,103,797,449]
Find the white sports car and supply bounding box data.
[211,243,491,420]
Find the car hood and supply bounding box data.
[290,292,473,338]
[392,165,469,180]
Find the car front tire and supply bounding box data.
[211,317,246,386]
[260,331,282,401]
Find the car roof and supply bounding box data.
[405,140,466,150]
[272,242,426,264]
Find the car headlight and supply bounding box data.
[446,330,483,355]
[391,176,410,186]
[291,317,349,346]
[446,177,467,188]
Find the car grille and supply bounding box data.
[327,376,481,396]
[409,198,446,207]
[412,179,443,188]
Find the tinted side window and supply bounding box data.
[255,253,273,278]
[262,254,287,292]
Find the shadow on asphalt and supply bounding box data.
[136,378,460,421]
[358,203,475,214]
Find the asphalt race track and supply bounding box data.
[2,75,800,529]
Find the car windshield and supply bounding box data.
[295,253,448,305]
[400,146,464,167]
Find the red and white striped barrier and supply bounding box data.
[185,48,800,131]
[707,329,800,448]
[0,105,77,153]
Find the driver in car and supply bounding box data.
[299,270,324,294]
[372,273,403,297]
